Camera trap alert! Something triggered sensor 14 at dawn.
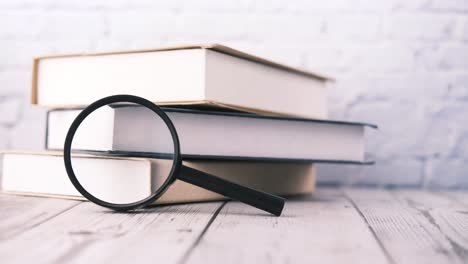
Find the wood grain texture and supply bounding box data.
[2,189,468,264]
[185,188,390,264]
[0,201,223,264]
[394,190,468,260]
[0,194,80,240]
[345,189,465,264]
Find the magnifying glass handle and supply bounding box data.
[178,165,285,216]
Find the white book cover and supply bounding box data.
[32,44,331,119]
[46,107,375,163]
[0,152,316,204]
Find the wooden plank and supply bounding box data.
[185,188,390,264]
[0,194,80,240]
[346,189,465,264]
[0,201,223,264]
[393,190,468,260]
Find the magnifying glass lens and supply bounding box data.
[69,102,176,205]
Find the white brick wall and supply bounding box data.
[0,0,467,188]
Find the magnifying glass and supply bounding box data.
[63,94,285,216]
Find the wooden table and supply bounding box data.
[1,188,467,264]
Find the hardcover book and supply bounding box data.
[32,44,331,119]
[0,152,316,204]
[46,107,376,164]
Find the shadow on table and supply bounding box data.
[98,200,227,215]
[98,192,340,217]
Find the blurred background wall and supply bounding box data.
[0,0,467,188]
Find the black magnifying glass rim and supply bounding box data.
[63,94,182,211]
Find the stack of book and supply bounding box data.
[1,44,374,204]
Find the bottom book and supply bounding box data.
[0,151,315,204]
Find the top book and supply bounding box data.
[32,44,331,118]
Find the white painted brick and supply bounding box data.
[447,73,468,99]
[357,73,451,102]
[8,106,47,150]
[48,39,97,54]
[109,13,249,42]
[355,0,431,12]
[175,0,251,13]
[415,43,468,70]
[0,70,31,96]
[0,40,52,68]
[0,126,10,149]
[318,157,423,187]
[0,0,32,8]
[324,14,381,41]
[243,15,324,42]
[246,0,293,13]
[414,44,441,70]
[0,10,42,39]
[77,0,248,12]
[346,101,427,159]
[452,16,468,41]
[37,11,106,40]
[327,77,368,109]
[252,0,354,13]
[0,40,93,69]
[427,0,468,12]
[342,44,416,73]
[428,158,468,189]
[172,14,248,40]
[123,39,172,51]
[107,12,174,40]
[463,17,468,40]
[38,0,124,10]
[93,39,133,52]
[384,14,456,40]
[280,0,430,14]
[0,0,124,10]
[437,44,468,69]
[303,45,348,71]
[364,158,423,187]
[422,102,468,157]
[0,0,467,188]
[453,133,468,158]
[0,97,23,126]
